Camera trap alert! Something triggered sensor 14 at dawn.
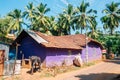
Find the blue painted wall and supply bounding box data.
[18,36,46,62]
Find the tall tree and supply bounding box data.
[101,2,120,35]
[87,16,99,39]
[61,4,76,35]
[7,9,24,34]
[48,16,58,35]
[31,3,50,34]
[56,4,76,35]
[75,1,97,34]
[57,14,67,36]
[23,2,35,27]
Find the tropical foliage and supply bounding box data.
[23,2,35,27]
[57,4,76,35]
[0,17,13,43]
[0,17,10,36]
[97,35,120,55]
[7,9,24,35]
[101,2,120,35]
[32,3,51,34]
[75,1,97,34]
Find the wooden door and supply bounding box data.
[0,50,5,76]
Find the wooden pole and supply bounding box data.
[85,27,88,64]
[22,52,24,67]
[13,43,20,75]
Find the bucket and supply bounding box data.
[14,60,21,74]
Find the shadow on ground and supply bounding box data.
[75,73,120,80]
[75,58,120,80]
[26,68,41,75]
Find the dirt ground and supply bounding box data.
[1,58,120,80]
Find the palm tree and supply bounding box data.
[56,4,76,35]
[7,9,24,34]
[75,1,97,63]
[23,2,35,27]
[48,16,58,35]
[75,1,97,34]
[87,16,99,39]
[56,14,67,36]
[101,2,120,35]
[31,3,50,34]
[61,4,76,35]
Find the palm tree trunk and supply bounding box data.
[81,28,82,34]
[110,27,114,35]
[110,29,112,35]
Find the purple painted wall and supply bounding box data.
[81,42,102,63]
[18,36,46,62]
[46,49,80,67]
[45,42,102,67]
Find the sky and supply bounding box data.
[0,0,120,34]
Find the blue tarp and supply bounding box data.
[9,49,16,60]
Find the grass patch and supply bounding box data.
[84,62,95,67]
[43,73,53,77]
[39,61,101,78]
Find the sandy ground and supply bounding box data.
[2,58,120,80]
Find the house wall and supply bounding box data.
[0,43,9,60]
[46,42,102,67]
[46,48,81,67]
[18,36,46,62]
[81,42,102,63]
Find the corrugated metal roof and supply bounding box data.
[26,30,48,44]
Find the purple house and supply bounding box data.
[13,30,103,67]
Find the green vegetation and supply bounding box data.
[0,17,13,44]
[101,2,120,35]
[0,1,120,54]
[97,35,120,55]
[7,9,24,35]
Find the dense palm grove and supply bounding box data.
[0,1,120,55]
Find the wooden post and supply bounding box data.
[85,27,88,64]
[22,53,24,67]
[13,43,20,75]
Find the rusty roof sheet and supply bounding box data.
[35,32,94,50]
[16,30,103,50]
